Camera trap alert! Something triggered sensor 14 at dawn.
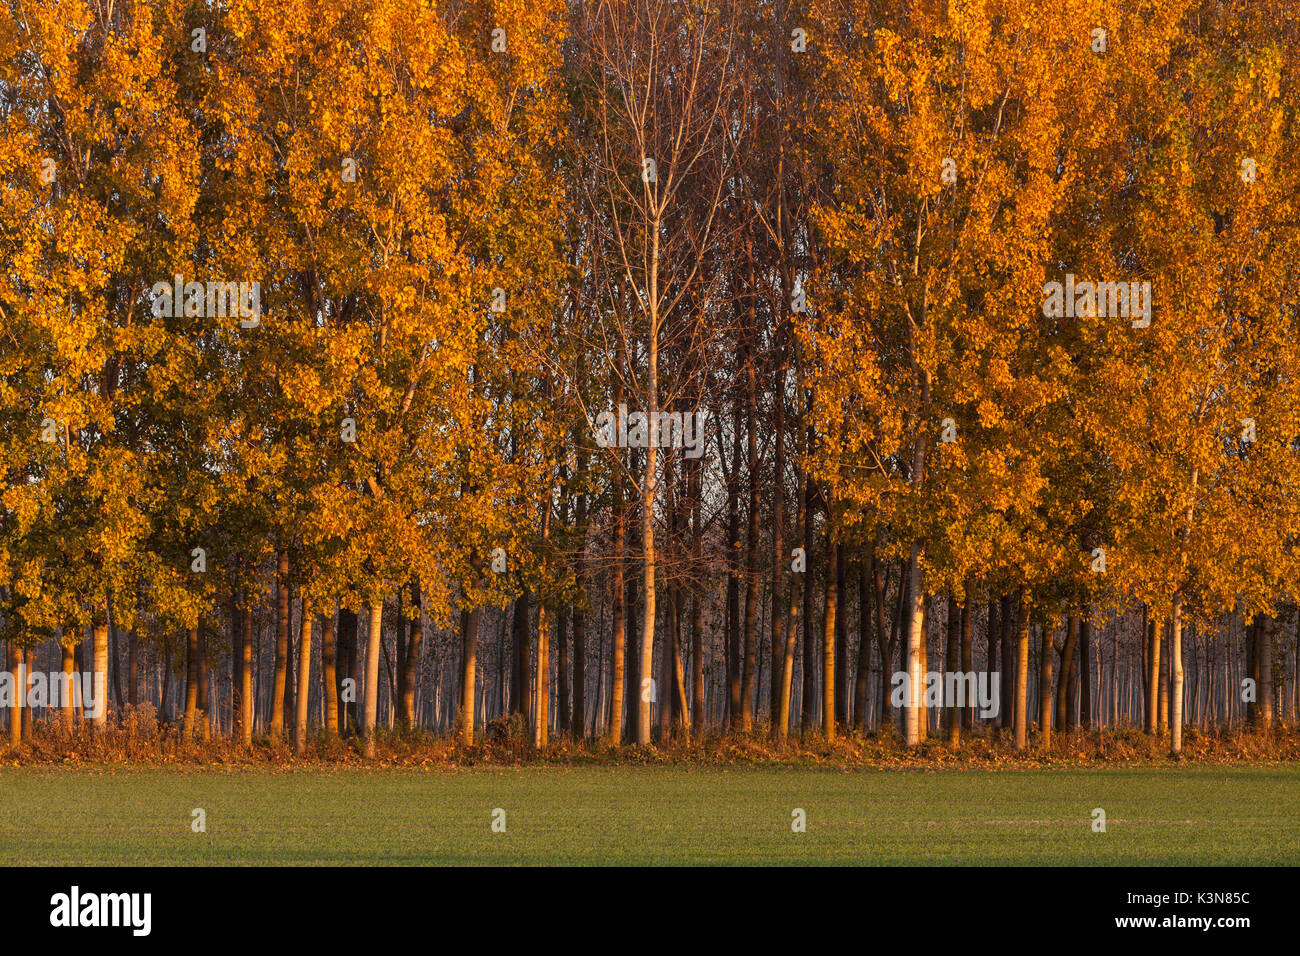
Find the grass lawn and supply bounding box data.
[1,764,1295,865]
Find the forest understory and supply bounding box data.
[8,711,1299,770]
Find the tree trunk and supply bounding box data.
[21,652,31,741]
[689,459,705,734]
[1245,616,1257,726]
[638,425,657,746]
[8,644,23,747]
[183,627,200,742]
[625,573,639,743]
[510,589,531,718]
[1158,624,1170,734]
[1000,594,1014,732]
[769,387,786,732]
[877,558,896,730]
[1111,623,1119,727]
[987,598,1000,732]
[608,493,626,745]
[395,592,407,728]
[659,575,674,737]
[321,611,338,737]
[230,593,242,737]
[1257,615,1273,730]
[198,629,210,742]
[158,638,171,723]
[61,642,75,723]
[74,641,85,721]
[919,597,929,735]
[800,461,816,733]
[295,610,313,754]
[362,601,383,758]
[903,542,925,747]
[1056,616,1078,732]
[1146,617,1161,736]
[637,239,662,749]
[1293,613,1299,726]
[400,581,421,731]
[725,443,741,728]
[109,606,124,714]
[284,597,295,741]
[1170,593,1185,755]
[558,609,571,737]
[1014,596,1030,751]
[270,548,290,744]
[945,594,961,746]
[960,591,973,731]
[834,544,848,727]
[89,621,108,730]
[571,606,586,740]
[741,351,760,733]
[128,626,139,708]
[240,605,253,747]
[1079,611,1092,730]
[1038,622,1053,749]
[671,588,689,737]
[853,552,872,733]
[902,355,929,745]
[572,492,588,739]
[459,607,479,745]
[1067,637,1080,730]
[535,603,550,748]
[821,536,837,740]
[777,458,803,741]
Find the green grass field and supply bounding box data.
[1,765,1295,865]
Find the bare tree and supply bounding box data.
[572,0,741,744]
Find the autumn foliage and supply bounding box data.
[2,0,1299,761]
